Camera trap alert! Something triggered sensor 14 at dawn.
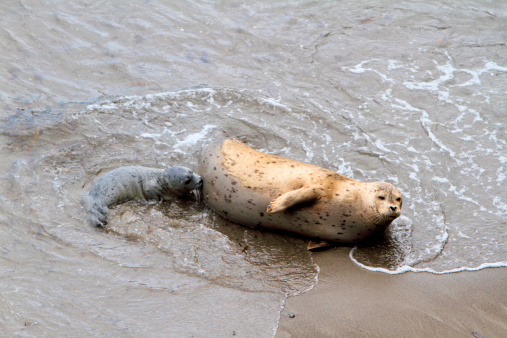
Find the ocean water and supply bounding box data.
[1,0,505,336]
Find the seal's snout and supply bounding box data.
[388,204,401,219]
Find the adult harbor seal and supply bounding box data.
[85,166,202,227]
[199,135,402,245]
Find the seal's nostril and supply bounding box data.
[390,206,397,211]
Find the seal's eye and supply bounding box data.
[378,196,385,200]
[184,178,192,185]
[396,197,401,202]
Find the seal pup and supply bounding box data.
[85,166,202,227]
[199,135,402,245]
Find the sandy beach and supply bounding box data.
[277,248,507,337]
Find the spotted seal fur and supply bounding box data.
[85,166,202,227]
[199,135,402,244]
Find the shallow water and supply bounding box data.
[1,0,506,335]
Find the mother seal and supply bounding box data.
[199,134,402,246]
[85,166,202,227]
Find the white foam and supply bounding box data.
[343,60,378,73]
[458,231,472,239]
[402,52,454,93]
[389,97,457,158]
[300,140,314,162]
[492,196,507,213]
[174,124,217,153]
[342,59,393,83]
[259,97,291,112]
[349,247,507,275]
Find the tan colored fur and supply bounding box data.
[200,137,402,244]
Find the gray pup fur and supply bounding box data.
[85,166,202,227]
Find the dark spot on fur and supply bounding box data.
[259,212,264,217]
[231,181,237,185]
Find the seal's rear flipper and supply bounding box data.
[266,186,321,213]
[307,240,331,251]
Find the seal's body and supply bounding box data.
[85,166,202,227]
[199,136,402,244]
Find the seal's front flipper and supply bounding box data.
[89,210,108,227]
[267,186,321,213]
[87,199,109,227]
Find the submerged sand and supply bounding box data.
[277,248,507,337]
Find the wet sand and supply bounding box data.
[277,248,507,337]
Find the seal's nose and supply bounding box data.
[390,206,397,211]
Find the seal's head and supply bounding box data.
[366,182,402,227]
[163,166,203,195]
